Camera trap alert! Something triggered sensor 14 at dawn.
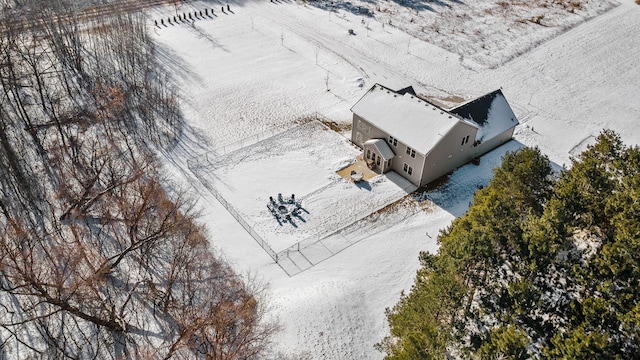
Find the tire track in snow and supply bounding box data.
[500,1,640,163]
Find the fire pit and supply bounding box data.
[267,193,302,224]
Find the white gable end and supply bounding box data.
[364,139,395,160]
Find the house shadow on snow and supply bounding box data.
[417,140,562,218]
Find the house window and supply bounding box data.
[366,149,371,159]
[465,135,470,144]
[461,137,465,146]
[376,156,381,166]
[461,135,470,146]
[389,136,398,147]
[357,120,372,135]
[406,147,416,158]
[403,163,413,175]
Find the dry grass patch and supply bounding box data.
[320,119,352,133]
[419,93,466,109]
[360,196,415,224]
[293,114,317,125]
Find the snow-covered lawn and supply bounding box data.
[191,121,415,256]
[152,0,640,357]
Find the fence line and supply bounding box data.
[187,117,421,275]
[192,166,280,262]
[186,116,323,264]
[189,113,323,170]
[275,182,416,264]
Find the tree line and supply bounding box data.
[0,1,277,358]
[379,131,640,359]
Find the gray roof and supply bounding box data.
[449,89,519,141]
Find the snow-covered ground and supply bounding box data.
[151,0,640,358]
[192,121,415,255]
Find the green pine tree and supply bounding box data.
[380,135,640,359]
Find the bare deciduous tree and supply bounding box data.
[0,1,278,358]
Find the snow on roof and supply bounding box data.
[450,89,519,141]
[364,138,395,160]
[352,84,469,155]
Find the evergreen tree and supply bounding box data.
[380,147,553,358]
[380,135,640,359]
[542,131,640,357]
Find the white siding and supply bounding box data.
[420,122,479,186]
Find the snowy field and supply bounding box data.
[151,0,640,358]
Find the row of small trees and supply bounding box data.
[154,8,220,27]
[0,1,277,359]
[379,131,640,358]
